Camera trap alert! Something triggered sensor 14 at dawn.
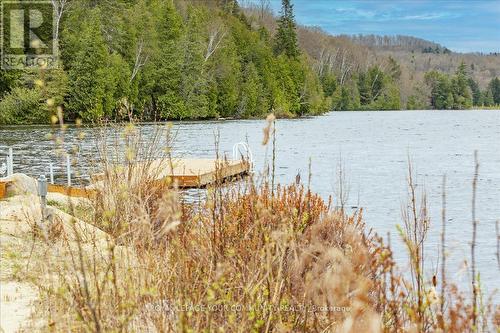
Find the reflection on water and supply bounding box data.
[1,110,500,295]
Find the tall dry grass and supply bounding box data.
[21,119,499,332]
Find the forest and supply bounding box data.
[0,0,499,125]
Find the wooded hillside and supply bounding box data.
[244,2,500,111]
[1,0,499,125]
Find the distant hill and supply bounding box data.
[341,34,452,54]
[338,34,500,87]
[244,3,500,108]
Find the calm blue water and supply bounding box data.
[1,110,500,298]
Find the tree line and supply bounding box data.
[344,34,451,54]
[0,0,325,124]
[0,0,499,125]
[425,64,500,109]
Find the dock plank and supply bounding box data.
[47,184,97,199]
[0,159,249,200]
[92,158,249,189]
[164,158,249,187]
[0,180,8,199]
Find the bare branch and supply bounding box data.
[51,0,70,43]
[130,39,150,83]
[204,25,226,62]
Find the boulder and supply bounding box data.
[0,194,40,236]
[2,174,38,197]
[45,205,109,243]
[0,194,108,244]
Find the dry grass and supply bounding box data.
[12,121,499,333]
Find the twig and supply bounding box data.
[471,150,479,328]
[496,220,500,270]
[440,175,447,322]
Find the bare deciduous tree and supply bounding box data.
[204,24,226,62]
[258,0,271,22]
[51,0,71,56]
[130,38,150,83]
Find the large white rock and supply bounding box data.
[0,194,108,244]
[2,173,38,196]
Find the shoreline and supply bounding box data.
[1,108,500,128]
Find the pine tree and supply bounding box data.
[180,7,210,119]
[273,0,300,58]
[488,77,500,105]
[66,12,112,121]
[446,92,454,109]
[213,35,241,117]
[468,78,481,106]
[238,62,263,117]
[482,89,494,106]
[146,0,185,119]
[452,62,472,109]
[321,73,337,97]
[357,72,371,105]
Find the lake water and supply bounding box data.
[1,110,500,297]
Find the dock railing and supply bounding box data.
[0,147,14,177]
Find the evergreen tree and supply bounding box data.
[425,70,452,109]
[387,56,402,81]
[445,92,454,109]
[122,0,161,117]
[407,95,425,110]
[0,87,45,125]
[273,0,300,58]
[218,0,239,15]
[425,66,476,110]
[357,72,371,105]
[144,0,185,119]
[238,62,263,117]
[451,62,472,109]
[180,7,210,119]
[488,77,500,105]
[321,73,337,97]
[482,89,494,106]
[65,12,113,121]
[334,86,351,110]
[355,65,399,109]
[468,78,481,106]
[0,70,19,97]
[213,34,241,118]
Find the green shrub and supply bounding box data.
[0,87,47,125]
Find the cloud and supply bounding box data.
[400,13,457,20]
[334,7,376,19]
[257,0,500,52]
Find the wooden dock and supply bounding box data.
[150,158,250,188]
[0,158,249,200]
[94,158,250,188]
[47,184,96,199]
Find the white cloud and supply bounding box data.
[400,13,452,20]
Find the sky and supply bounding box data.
[256,0,500,53]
